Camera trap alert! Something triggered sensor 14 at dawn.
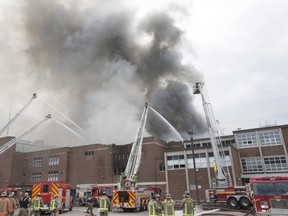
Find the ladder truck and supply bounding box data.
[0,114,52,155]
[193,82,252,209]
[112,103,161,212]
[0,93,37,136]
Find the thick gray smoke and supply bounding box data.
[1,0,206,145]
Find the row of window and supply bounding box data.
[166,152,231,170]
[31,171,59,182]
[185,139,235,149]
[236,130,282,148]
[241,156,288,173]
[32,156,60,167]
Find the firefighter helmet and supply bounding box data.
[183,191,190,197]
[1,191,7,197]
[155,194,160,198]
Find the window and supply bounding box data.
[167,155,185,170]
[85,151,94,156]
[187,153,207,168]
[43,184,49,193]
[48,171,59,181]
[32,157,43,167]
[259,131,282,146]
[236,133,258,148]
[208,151,231,167]
[264,156,288,172]
[241,158,263,173]
[31,172,41,182]
[49,155,59,166]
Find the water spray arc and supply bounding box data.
[52,118,90,142]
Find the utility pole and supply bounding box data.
[188,130,200,204]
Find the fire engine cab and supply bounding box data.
[32,181,73,213]
[91,186,114,207]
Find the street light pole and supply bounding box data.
[188,130,200,204]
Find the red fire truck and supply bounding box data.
[249,176,288,215]
[112,186,161,212]
[32,181,73,213]
[206,185,252,209]
[91,186,114,208]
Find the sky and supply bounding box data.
[0,0,287,148]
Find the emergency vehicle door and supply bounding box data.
[65,189,70,208]
[58,189,63,208]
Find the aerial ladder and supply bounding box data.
[112,103,161,212]
[0,114,52,155]
[122,102,149,189]
[193,82,232,188]
[0,93,37,136]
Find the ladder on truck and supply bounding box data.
[0,93,37,136]
[0,114,52,155]
[120,103,150,189]
[193,82,232,188]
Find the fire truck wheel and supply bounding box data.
[227,197,239,208]
[239,197,251,209]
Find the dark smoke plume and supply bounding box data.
[18,0,206,144]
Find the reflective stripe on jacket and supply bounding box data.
[33,198,41,211]
[183,198,194,216]
[164,200,175,216]
[99,196,108,212]
[0,198,9,214]
[148,201,156,216]
[8,198,16,213]
[50,199,57,211]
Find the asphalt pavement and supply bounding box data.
[14,206,252,216]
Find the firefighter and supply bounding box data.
[0,191,10,216]
[181,191,194,216]
[155,194,162,216]
[99,192,110,216]
[49,194,58,216]
[18,192,30,216]
[162,194,175,216]
[148,194,162,216]
[130,174,137,189]
[84,195,94,216]
[32,194,44,216]
[8,192,16,216]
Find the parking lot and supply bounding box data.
[14,206,252,216]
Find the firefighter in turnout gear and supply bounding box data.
[99,192,110,216]
[8,192,16,216]
[181,191,194,216]
[49,194,58,216]
[32,194,44,216]
[0,191,10,216]
[148,194,162,216]
[162,194,175,216]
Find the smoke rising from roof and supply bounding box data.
[1,0,206,145]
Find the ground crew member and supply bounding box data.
[130,174,137,189]
[155,194,162,216]
[49,194,58,216]
[18,192,30,216]
[148,194,162,216]
[162,194,175,216]
[181,191,194,216]
[0,191,10,216]
[84,195,94,216]
[8,192,16,216]
[99,192,110,216]
[32,194,44,216]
